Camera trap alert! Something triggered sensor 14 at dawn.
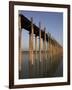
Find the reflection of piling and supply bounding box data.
[35,35,38,76]
[19,15,22,71]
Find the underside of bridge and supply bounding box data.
[19,14,62,48]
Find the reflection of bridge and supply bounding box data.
[19,14,63,71]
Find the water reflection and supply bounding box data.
[19,51,63,79]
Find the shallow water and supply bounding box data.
[19,52,63,79]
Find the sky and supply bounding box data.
[19,10,63,51]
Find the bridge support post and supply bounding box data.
[39,22,41,62]
[29,32,32,63]
[53,42,54,57]
[35,35,37,60]
[51,39,53,63]
[47,40,48,57]
[29,32,32,78]
[47,33,49,56]
[55,43,56,58]
[44,28,46,56]
[43,28,46,73]
[31,17,34,65]
[19,15,22,71]
[49,34,52,62]
[51,40,53,60]
[29,17,34,65]
[29,17,34,78]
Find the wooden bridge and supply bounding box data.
[19,14,63,71]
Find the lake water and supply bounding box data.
[19,52,63,79]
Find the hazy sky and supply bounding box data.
[19,10,63,51]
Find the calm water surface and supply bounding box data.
[19,52,63,79]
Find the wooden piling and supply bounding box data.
[19,15,22,71]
